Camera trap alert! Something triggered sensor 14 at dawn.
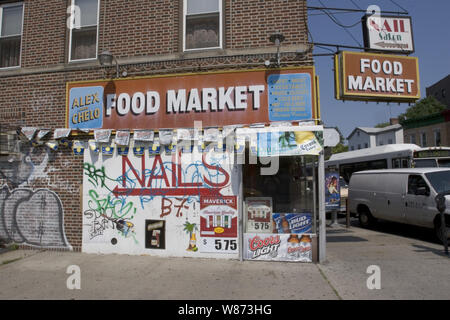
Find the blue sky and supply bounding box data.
[308,0,450,139]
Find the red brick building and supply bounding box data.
[0,0,323,262]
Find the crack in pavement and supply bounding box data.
[316,263,342,300]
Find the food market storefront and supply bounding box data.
[66,67,325,262]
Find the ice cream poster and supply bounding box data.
[325,172,340,211]
[257,130,322,157]
[198,195,238,254]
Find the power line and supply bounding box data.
[317,0,362,47]
[349,0,363,11]
[309,11,361,17]
[307,6,408,15]
[389,0,409,14]
[314,1,362,29]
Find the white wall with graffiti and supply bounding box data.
[82,147,241,258]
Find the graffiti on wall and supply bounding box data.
[0,142,73,249]
[82,147,238,256]
[0,186,71,249]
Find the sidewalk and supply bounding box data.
[1,221,449,300]
[0,248,337,300]
[321,219,450,299]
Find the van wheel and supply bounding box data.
[359,208,375,228]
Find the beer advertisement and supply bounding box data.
[245,197,273,233]
[243,233,312,262]
[257,130,323,157]
[198,195,238,254]
[272,213,312,234]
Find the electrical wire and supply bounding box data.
[309,11,360,17]
[314,2,362,28]
[315,44,336,53]
[349,0,363,11]
[316,0,362,47]
[389,0,408,14]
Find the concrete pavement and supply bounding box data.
[0,219,449,300]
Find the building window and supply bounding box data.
[442,89,446,98]
[0,3,24,68]
[357,144,361,150]
[420,132,427,147]
[364,143,368,148]
[434,129,441,146]
[351,146,354,151]
[388,138,393,144]
[183,0,222,51]
[410,134,416,145]
[69,0,99,62]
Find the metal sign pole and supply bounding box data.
[318,152,326,262]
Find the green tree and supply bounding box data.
[331,143,349,155]
[399,96,446,122]
[375,122,390,128]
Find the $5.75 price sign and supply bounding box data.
[249,221,271,232]
[200,237,238,253]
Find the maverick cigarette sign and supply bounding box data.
[66,68,318,129]
[335,51,420,102]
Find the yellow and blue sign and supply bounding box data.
[69,86,103,129]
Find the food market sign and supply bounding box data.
[362,15,414,53]
[66,68,318,129]
[335,51,420,102]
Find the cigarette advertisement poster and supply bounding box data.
[325,172,340,211]
[243,233,312,262]
[198,195,238,254]
[245,197,273,233]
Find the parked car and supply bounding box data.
[348,168,450,241]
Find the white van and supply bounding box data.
[348,168,450,241]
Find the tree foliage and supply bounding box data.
[332,143,348,154]
[375,122,390,128]
[399,96,446,122]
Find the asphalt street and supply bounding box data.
[0,218,449,300]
